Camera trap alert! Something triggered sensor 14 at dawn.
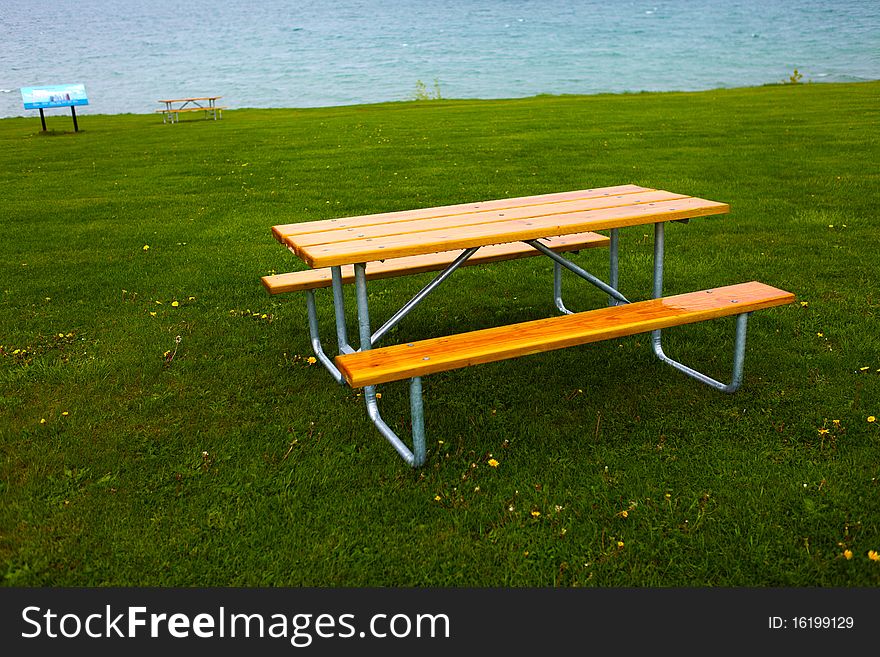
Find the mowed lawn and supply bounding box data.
[1,81,878,586]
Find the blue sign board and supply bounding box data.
[21,84,89,110]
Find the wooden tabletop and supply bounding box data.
[157,96,222,103]
[275,185,729,269]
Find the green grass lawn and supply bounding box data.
[1,81,878,586]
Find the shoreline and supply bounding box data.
[1,78,878,121]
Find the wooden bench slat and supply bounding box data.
[161,107,225,113]
[335,281,795,387]
[261,231,610,294]
[272,184,652,241]
[295,196,729,268]
[288,190,687,250]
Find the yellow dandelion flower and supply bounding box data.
[617,541,625,548]
[619,510,629,518]
[817,332,824,338]
[860,366,870,372]
[868,550,880,562]
[530,510,541,518]
[868,416,876,423]
[817,428,830,435]
[142,245,150,251]
[306,356,317,364]
[40,418,46,425]
[62,411,69,417]
[434,495,441,501]
[149,312,157,317]
[375,393,382,399]
[799,301,809,308]
[171,301,179,308]
[832,419,841,427]
[488,458,499,468]
[188,296,195,301]
[58,333,64,338]
[843,550,853,560]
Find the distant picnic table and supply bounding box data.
[156,96,225,123]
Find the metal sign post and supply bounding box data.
[21,83,89,132]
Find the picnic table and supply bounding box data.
[264,185,794,466]
[156,96,225,123]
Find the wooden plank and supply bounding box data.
[288,190,687,250]
[158,97,222,103]
[262,231,610,294]
[335,281,795,387]
[295,196,729,268]
[164,107,215,113]
[272,184,652,241]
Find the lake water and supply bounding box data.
[1,0,878,118]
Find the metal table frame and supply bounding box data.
[300,221,751,466]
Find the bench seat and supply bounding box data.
[335,281,795,387]
[157,106,227,113]
[261,231,610,294]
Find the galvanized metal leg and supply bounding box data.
[526,239,630,306]
[609,228,621,306]
[554,228,620,313]
[553,262,573,315]
[354,263,372,351]
[650,221,750,393]
[651,312,751,393]
[409,377,426,465]
[304,290,346,385]
[354,263,427,467]
[331,265,354,355]
[653,221,666,300]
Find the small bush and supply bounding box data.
[412,79,443,100]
